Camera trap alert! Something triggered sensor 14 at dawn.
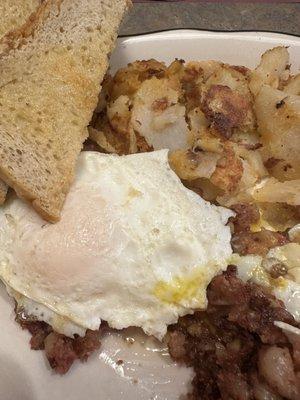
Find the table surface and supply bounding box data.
[120,2,300,37]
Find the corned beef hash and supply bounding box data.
[0,45,300,400]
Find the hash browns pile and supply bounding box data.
[90,46,300,229]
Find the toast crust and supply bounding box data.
[0,180,8,205]
[0,1,59,54]
[0,0,42,40]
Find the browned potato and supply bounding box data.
[110,60,167,101]
[249,46,290,96]
[169,149,220,181]
[258,202,300,232]
[210,144,244,193]
[185,60,222,81]
[253,178,300,206]
[91,114,130,155]
[204,64,251,98]
[131,77,190,151]
[184,177,223,202]
[181,60,221,112]
[107,95,137,154]
[216,146,268,207]
[283,74,300,95]
[255,85,300,181]
[201,84,254,138]
[88,126,117,154]
[89,46,300,230]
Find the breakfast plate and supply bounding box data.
[0,29,300,400]
[111,29,300,72]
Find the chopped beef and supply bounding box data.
[44,333,78,374]
[167,330,187,360]
[83,138,102,152]
[208,266,295,344]
[73,329,102,361]
[15,311,102,374]
[18,319,52,350]
[230,203,260,233]
[217,370,252,400]
[231,229,289,256]
[167,267,300,400]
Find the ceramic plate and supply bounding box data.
[1,30,299,400]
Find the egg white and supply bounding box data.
[7,285,86,337]
[0,150,233,339]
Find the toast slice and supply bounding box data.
[0,0,41,39]
[0,0,130,221]
[0,0,42,203]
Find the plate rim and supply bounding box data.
[119,28,300,40]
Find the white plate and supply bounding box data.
[1,30,300,400]
[110,30,300,72]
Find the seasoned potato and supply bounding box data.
[255,85,300,181]
[188,107,209,139]
[107,95,137,154]
[165,59,185,92]
[258,202,300,232]
[234,145,268,180]
[193,129,223,154]
[216,145,268,207]
[210,144,244,193]
[107,96,131,134]
[204,64,251,98]
[283,74,300,95]
[89,46,299,225]
[201,84,254,138]
[92,114,130,155]
[181,60,221,112]
[110,60,167,101]
[253,178,300,206]
[169,149,220,181]
[249,46,290,96]
[184,178,223,202]
[131,77,191,151]
[88,126,117,154]
[91,95,137,155]
[184,60,221,82]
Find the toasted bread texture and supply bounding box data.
[0,180,8,204]
[0,0,130,221]
[0,0,42,203]
[0,0,41,39]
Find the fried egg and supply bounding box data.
[0,150,233,339]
